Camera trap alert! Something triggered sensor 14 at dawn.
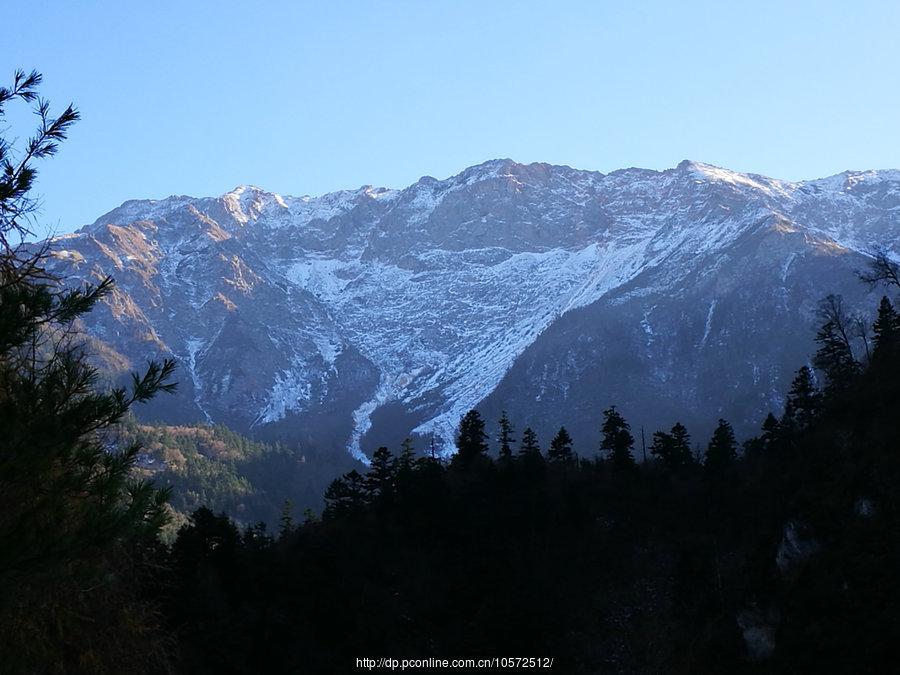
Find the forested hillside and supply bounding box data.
[162,278,900,673]
[116,419,352,532]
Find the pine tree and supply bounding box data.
[323,470,366,519]
[0,70,79,247]
[782,366,821,430]
[670,422,694,466]
[548,426,574,463]
[278,499,294,536]
[365,446,396,502]
[517,426,545,474]
[395,437,417,496]
[454,409,488,465]
[600,406,636,469]
[398,437,416,471]
[519,427,541,456]
[0,70,177,671]
[705,418,738,469]
[872,295,900,358]
[761,412,781,449]
[649,430,674,464]
[0,71,176,579]
[497,410,515,460]
[243,521,271,551]
[651,422,693,468]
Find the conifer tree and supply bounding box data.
[782,366,821,430]
[454,409,488,465]
[278,499,294,536]
[548,426,574,463]
[0,70,78,247]
[649,430,674,464]
[0,70,177,580]
[323,470,366,519]
[651,422,693,468]
[650,422,694,469]
[243,520,271,551]
[395,437,417,496]
[365,446,396,502]
[517,426,545,475]
[670,422,693,466]
[519,427,541,456]
[761,412,781,449]
[0,69,177,671]
[497,410,515,460]
[398,437,416,471]
[705,418,738,469]
[600,406,636,469]
[872,295,900,358]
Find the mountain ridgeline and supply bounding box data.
[46,159,900,461]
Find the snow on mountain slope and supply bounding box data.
[47,159,900,456]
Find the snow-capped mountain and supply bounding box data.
[47,159,900,457]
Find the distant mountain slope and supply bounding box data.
[47,159,900,457]
[118,419,354,528]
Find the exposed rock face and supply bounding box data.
[45,159,900,457]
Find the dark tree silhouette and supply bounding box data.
[705,419,737,469]
[651,422,693,468]
[519,426,541,456]
[365,446,396,502]
[760,412,781,449]
[650,430,674,464]
[813,294,860,392]
[548,426,574,463]
[323,470,366,518]
[453,409,489,465]
[782,366,821,430]
[872,296,900,358]
[278,499,294,536]
[859,249,900,289]
[497,410,515,460]
[600,406,635,469]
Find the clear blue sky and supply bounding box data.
[7,0,900,236]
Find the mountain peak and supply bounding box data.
[803,168,900,192]
[453,158,518,184]
[674,159,791,196]
[224,184,274,199]
[477,157,517,170]
[222,185,288,225]
[676,159,740,177]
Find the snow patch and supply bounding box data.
[185,337,213,423]
[700,300,718,348]
[285,257,350,299]
[253,365,313,427]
